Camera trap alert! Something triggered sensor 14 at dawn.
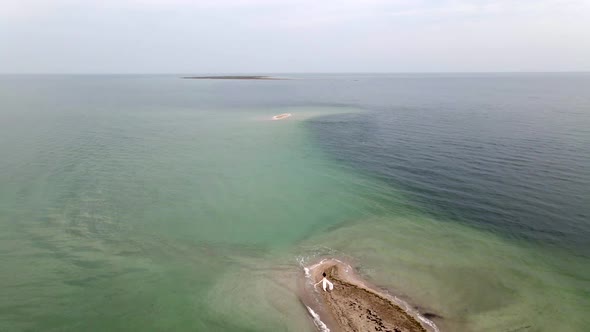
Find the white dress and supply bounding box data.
[319,277,334,291]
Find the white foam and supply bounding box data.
[418,315,440,332]
[305,306,330,332]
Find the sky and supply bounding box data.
[2,0,590,73]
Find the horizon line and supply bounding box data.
[1,71,590,75]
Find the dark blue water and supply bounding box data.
[145,72,590,256]
[305,74,590,256]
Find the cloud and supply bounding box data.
[1,0,589,72]
[3,0,588,22]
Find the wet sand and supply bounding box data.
[304,260,434,332]
[272,113,292,120]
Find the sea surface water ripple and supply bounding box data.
[0,73,589,331]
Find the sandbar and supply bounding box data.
[302,259,437,332]
[272,113,292,120]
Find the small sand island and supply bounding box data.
[303,259,437,332]
[182,75,282,80]
[272,113,292,120]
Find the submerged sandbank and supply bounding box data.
[301,259,437,332]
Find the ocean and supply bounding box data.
[0,73,588,331]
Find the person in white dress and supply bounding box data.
[315,272,334,292]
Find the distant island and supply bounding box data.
[182,76,283,80]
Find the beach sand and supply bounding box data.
[303,260,433,332]
[272,113,292,120]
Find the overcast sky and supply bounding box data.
[2,0,590,73]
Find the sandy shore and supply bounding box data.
[302,259,436,332]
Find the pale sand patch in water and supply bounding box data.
[302,259,437,332]
[272,113,292,120]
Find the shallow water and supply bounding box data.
[0,74,589,331]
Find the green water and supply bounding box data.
[1,76,589,331]
[0,104,365,330]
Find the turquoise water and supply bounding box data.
[0,74,589,331]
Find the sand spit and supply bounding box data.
[182,75,283,80]
[272,113,292,120]
[302,259,437,332]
